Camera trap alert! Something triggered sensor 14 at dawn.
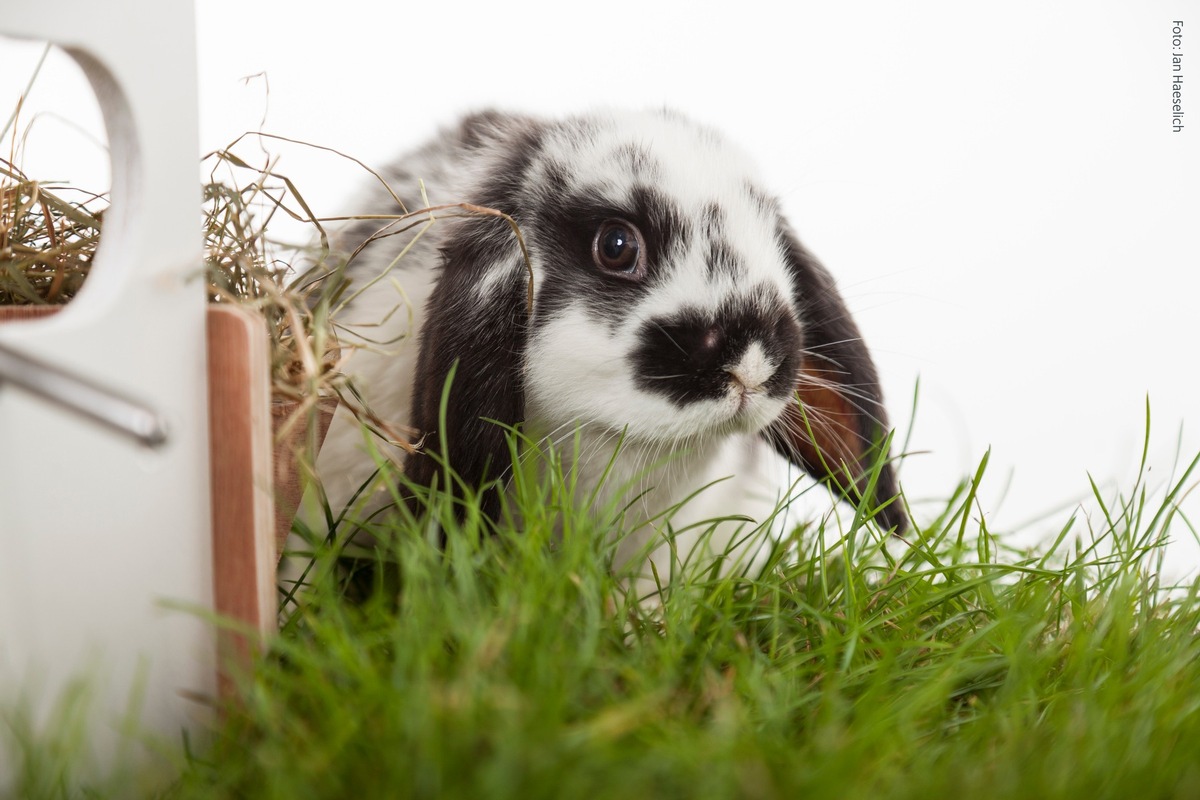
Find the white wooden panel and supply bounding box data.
[0,0,214,774]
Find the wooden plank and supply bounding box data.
[206,304,275,697]
[272,396,337,558]
[0,306,61,322]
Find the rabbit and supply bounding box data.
[316,108,904,594]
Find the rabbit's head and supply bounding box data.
[407,109,903,530]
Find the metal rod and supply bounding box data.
[0,341,169,448]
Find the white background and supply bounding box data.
[3,1,1198,572]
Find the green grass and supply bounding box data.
[6,419,1200,799]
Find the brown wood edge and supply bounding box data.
[206,304,276,700]
[0,305,62,321]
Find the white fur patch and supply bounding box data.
[524,305,730,444]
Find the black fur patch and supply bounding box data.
[404,120,548,523]
[528,183,693,324]
[631,186,693,267]
[630,291,802,407]
[695,202,744,278]
[705,238,744,279]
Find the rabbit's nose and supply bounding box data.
[725,342,774,394]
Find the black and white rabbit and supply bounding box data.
[318,108,904,586]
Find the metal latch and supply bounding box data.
[0,341,169,448]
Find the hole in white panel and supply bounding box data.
[0,38,110,310]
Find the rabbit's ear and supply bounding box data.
[766,225,905,531]
[403,113,546,523]
[404,213,530,523]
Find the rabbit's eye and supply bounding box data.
[593,219,645,278]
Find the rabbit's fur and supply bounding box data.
[318,109,903,590]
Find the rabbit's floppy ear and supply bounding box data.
[404,115,543,521]
[767,225,905,531]
[404,213,529,521]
